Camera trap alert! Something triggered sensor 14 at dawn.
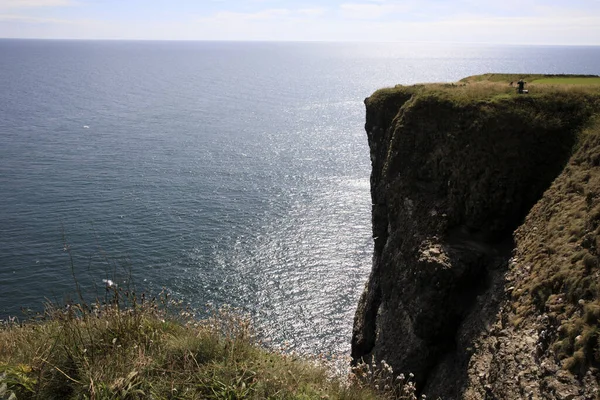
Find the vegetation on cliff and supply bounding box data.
[511,117,600,374]
[0,289,423,400]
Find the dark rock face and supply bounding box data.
[352,86,599,399]
[463,130,600,400]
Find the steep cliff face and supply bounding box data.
[352,79,600,399]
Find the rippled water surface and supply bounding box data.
[1,40,599,355]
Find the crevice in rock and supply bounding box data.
[351,282,381,363]
[351,203,388,363]
[419,232,515,398]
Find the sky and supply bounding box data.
[0,0,599,45]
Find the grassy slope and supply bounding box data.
[511,118,600,375]
[0,294,417,400]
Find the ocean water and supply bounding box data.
[1,40,599,356]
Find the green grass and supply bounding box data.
[459,73,549,83]
[459,73,600,84]
[0,291,419,399]
[531,77,600,85]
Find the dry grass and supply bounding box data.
[0,290,422,399]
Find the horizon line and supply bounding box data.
[1,37,600,47]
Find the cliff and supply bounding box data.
[352,75,600,399]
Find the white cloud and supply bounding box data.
[341,11,600,44]
[297,8,326,17]
[0,0,74,9]
[197,7,329,24]
[206,8,292,22]
[0,13,71,22]
[340,2,415,20]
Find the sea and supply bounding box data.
[1,40,599,356]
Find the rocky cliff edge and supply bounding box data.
[352,75,600,399]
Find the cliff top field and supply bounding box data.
[460,73,600,84]
[368,74,600,108]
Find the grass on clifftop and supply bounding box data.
[368,74,600,110]
[459,73,600,85]
[531,77,600,85]
[0,290,420,400]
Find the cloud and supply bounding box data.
[0,0,75,8]
[340,2,415,19]
[197,7,329,24]
[297,8,326,17]
[1,0,598,44]
[206,8,292,21]
[189,7,332,41]
[181,2,600,44]
[341,10,600,44]
[0,12,76,23]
